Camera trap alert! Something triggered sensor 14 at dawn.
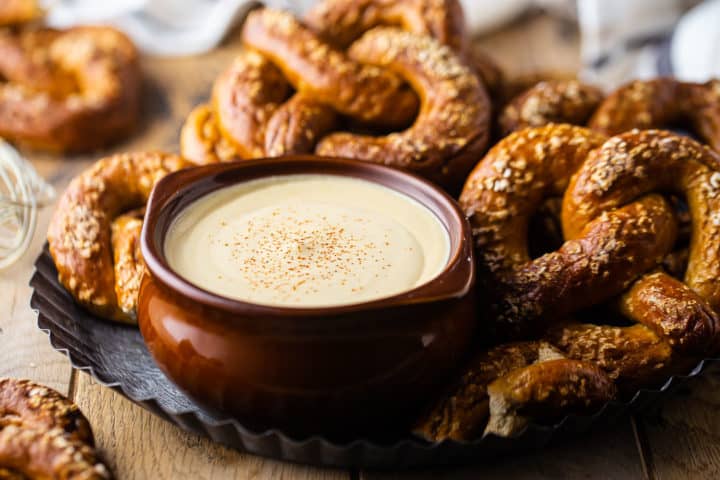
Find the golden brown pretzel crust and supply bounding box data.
[0,379,93,444]
[241,9,419,128]
[0,26,140,152]
[316,28,490,188]
[0,378,110,479]
[305,0,467,51]
[413,341,565,441]
[589,78,720,151]
[0,427,110,480]
[499,80,604,136]
[47,152,191,323]
[182,1,495,176]
[0,0,40,27]
[180,104,238,164]
[460,125,678,337]
[484,359,616,437]
[305,0,503,95]
[563,130,720,308]
[544,323,675,392]
[111,209,145,323]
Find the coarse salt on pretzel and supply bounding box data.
[460,124,678,337]
[484,359,616,437]
[241,8,419,129]
[0,379,93,445]
[180,104,238,165]
[305,0,503,96]
[499,80,604,136]
[48,152,191,323]
[0,26,139,152]
[0,378,110,479]
[413,341,565,441]
[0,427,110,480]
[316,27,490,188]
[589,78,720,151]
[111,209,145,323]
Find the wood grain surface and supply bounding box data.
[1,12,718,480]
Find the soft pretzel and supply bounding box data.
[424,126,720,441]
[111,209,145,323]
[563,130,720,309]
[0,26,140,152]
[414,341,564,441]
[0,0,40,27]
[459,125,677,337]
[499,80,604,136]
[48,152,191,323]
[242,9,419,129]
[180,104,238,164]
[0,378,110,479]
[414,342,616,440]
[544,323,675,393]
[182,1,495,179]
[589,78,720,151]
[0,427,110,480]
[305,0,503,94]
[484,359,616,437]
[315,28,490,188]
[209,48,339,160]
[0,379,93,444]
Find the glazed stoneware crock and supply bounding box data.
[138,156,476,437]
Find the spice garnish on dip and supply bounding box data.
[164,174,450,307]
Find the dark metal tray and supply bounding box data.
[29,245,719,469]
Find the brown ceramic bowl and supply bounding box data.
[138,156,476,437]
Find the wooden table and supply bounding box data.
[2,14,719,479]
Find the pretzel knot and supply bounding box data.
[48,153,192,324]
[0,378,110,479]
[181,1,491,188]
[415,125,720,441]
[0,26,140,152]
[499,78,720,153]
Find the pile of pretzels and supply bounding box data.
[180,0,500,189]
[0,378,110,479]
[44,0,720,442]
[0,0,140,152]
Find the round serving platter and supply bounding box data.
[30,245,719,469]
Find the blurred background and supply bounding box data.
[40,0,720,87]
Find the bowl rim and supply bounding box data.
[140,156,475,318]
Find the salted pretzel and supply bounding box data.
[418,126,720,441]
[182,2,492,187]
[48,152,191,323]
[315,27,490,187]
[459,124,677,337]
[111,209,145,322]
[0,0,40,27]
[589,78,720,151]
[499,80,604,136]
[0,378,110,479]
[304,0,503,95]
[414,341,616,440]
[0,26,139,152]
